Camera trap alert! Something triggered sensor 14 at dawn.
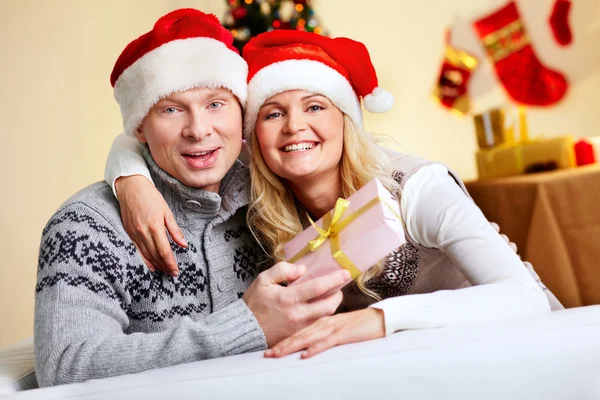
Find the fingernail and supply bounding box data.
[172,271,179,277]
[341,270,352,280]
[301,351,309,358]
[297,265,306,275]
[273,348,281,355]
[264,349,273,357]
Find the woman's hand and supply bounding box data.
[264,307,386,359]
[115,175,187,276]
[490,222,518,253]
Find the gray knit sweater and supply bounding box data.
[34,148,268,387]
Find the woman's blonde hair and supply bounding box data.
[247,114,398,300]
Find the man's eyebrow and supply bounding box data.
[201,89,230,99]
[157,89,231,104]
[155,96,178,104]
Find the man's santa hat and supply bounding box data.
[110,8,248,136]
[242,30,393,138]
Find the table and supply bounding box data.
[6,306,600,400]
[466,164,600,308]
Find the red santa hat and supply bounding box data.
[242,30,393,138]
[111,8,248,136]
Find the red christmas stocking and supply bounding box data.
[549,0,573,46]
[432,32,478,115]
[473,1,568,106]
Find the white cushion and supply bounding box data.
[0,337,38,395]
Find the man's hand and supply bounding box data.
[243,262,352,347]
[115,175,187,276]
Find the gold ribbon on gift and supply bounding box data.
[288,196,402,280]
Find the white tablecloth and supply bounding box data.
[8,305,600,400]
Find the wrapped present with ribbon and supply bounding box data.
[285,178,406,294]
[476,135,576,179]
[574,138,596,166]
[474,108,506,149]
[589,136,600,163]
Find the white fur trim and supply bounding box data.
[364,87,394,113]
[244,59,363,138]
[114,37,248,136]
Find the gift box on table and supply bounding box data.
[476,136,576,179]
[473,106,529,150]
[574,138,596,166]
[284,178,406,295]
[590,137,600,162]
[474,108,508,149]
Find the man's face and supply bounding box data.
[136,87,243,192]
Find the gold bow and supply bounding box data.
[307,198,349,251]
[301,198,362,279]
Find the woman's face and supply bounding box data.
[254,90,344,185]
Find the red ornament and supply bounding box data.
[231,6,248,21]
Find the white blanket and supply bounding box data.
[6,305,600,400]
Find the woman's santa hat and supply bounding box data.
[242,30,393,137]
[111,8,248,137]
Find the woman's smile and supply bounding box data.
[280,141,319,153]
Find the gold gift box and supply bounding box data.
[474,108,506,149]
[474,107,529,150]
[476,136,576,179]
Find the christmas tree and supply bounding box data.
[223,0,326,53]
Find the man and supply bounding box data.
[34,8,350,387]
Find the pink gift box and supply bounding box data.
[284,178,406,294]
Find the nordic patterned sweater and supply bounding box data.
[34,148,267,387]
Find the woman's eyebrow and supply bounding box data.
[301,94,325,101]
[261,100,281,108]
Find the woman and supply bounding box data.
[105,30,561,359]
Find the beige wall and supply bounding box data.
[0,0,175,348]
[1,0,599,347]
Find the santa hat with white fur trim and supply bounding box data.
[242,30,393,138]
[111,8,248,137]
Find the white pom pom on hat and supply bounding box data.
[364,87,394,113]
[243,30,393,138]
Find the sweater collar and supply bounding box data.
[142,146,250,228]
